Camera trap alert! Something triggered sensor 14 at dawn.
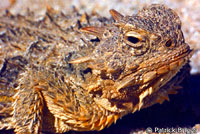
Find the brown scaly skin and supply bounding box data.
[0,4,193,133]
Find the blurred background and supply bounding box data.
[0,0,200,133]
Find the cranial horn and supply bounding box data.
[80,26,105,38]
[109,9,124,21]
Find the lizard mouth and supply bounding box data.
[134,45,194,111]
[111,44,193,112]
[115,44,193,94]
[155,45,193,75]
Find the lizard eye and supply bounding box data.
[124,31,142,47]
[123,31,149,56]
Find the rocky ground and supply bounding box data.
[0,0,200,134]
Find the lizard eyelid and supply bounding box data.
[124,35,142,48]
[124,31,143,47]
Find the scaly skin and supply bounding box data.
[0,4,193,133]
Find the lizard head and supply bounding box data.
[73,4,193,113]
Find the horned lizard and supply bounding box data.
[0,4,193,134]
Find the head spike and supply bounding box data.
[109,9,124,21]
[80,26,105,38]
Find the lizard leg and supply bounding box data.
[0,117,13,130]
[0,99,13,130]
[12,86,44,134]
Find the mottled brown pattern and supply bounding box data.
[0,4,193,134]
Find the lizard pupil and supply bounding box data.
[127,36,140,44]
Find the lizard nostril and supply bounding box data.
[165,39,175,48]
